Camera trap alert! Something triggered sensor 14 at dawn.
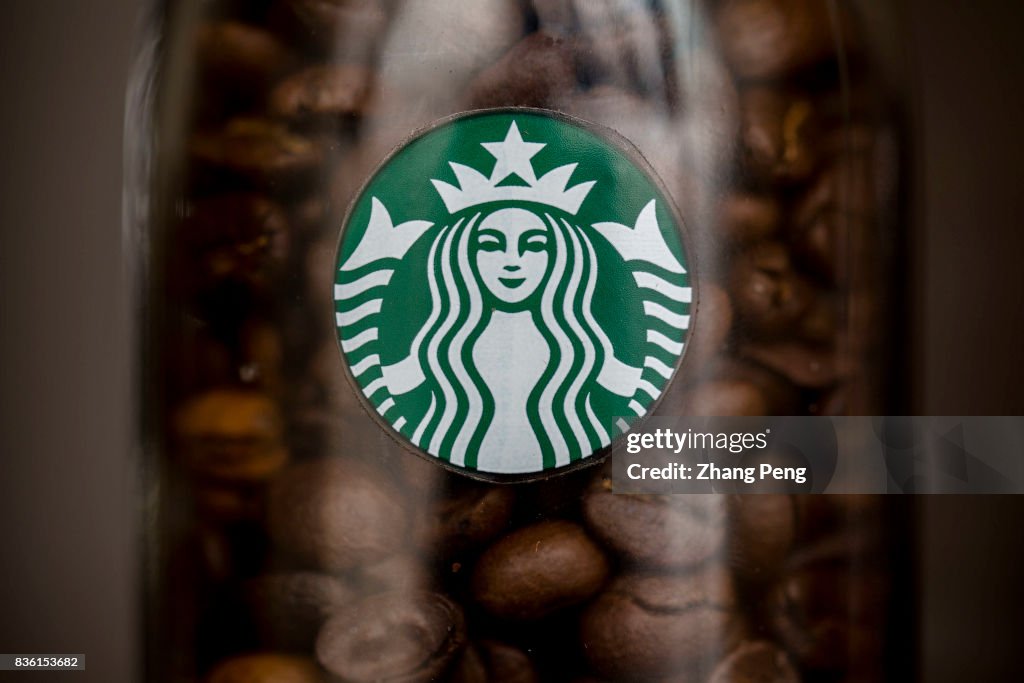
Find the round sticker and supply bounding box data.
[334,109,694,477]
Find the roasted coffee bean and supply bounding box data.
[289,194,328,237]
[237,318,286,388]
[673,379,764,416]
[191,118,324,189]
[581,570,743,680]
[664,355,801,415]
[769,552,885,673]
[244,571,355,650]
[472,520,608,620]
[716,193,781,244]
[730,242,814,338]
[355,553,429,595]
[422,482,515,556]
[795,291,839,344]
[171,315,284,393]
[791,150,878,284]
[449,645,489,683]
[686,282,733,368]
[727,495,796,583]
[180,194,291,294]
[194,480,267,522]
[583,483,726,570]
[196,21,293,91]
[174,389,287,482]
[466,32,580,109]
[269,64,373,126]
[739,86,819,184]
[283,0,389,45]
[267,457,408,571]
[451,640,539,683]
[707,640,800,683]
[316,591,466,683]
[715,0,838,81]
[741,340,839,389]
[205,653,324,683]
[794,496,884,544]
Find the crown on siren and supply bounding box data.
[431,120,596,216]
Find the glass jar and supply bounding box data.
[130,1,910,681]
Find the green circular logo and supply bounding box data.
[334,110,692,476]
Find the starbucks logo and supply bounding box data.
[334,110,693,476]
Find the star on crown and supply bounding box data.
[431,121,597,216]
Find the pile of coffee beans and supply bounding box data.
[150,0,900,680]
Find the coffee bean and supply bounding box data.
[727,495,796,583]
[583,484,726,570]
[715,0,838,81]
[269,64,373,127]
[355,553,430,595]
[794,496,884,544]
[316,591,466,683]
[194,480,267,523]
[179,194,291,294]
[791,150,878,284]
[707,640,800,683]
[739,86,819,184]
[769,553,885,673]
[288,193,328,237]
[191,117,324,189]
[581,569,744,680]
[795,291,839,344]
[686,282,733,368]
[205,653,323,683]
[196,21,293,91]
[665,355,800,416]
[730,242,814,338]
[451,640,540,683]
[171,315,284,393]
[472,520,608,620]
[174,389,287,482]
[436,483,516,548]
[244,571,356,650]
[283,0,389,50]
[422,482,515,556]
[716,193,781,244]
[671,379,769,416]
[466,32,580,109]
[741,340,839,389]
[267,457,408,571]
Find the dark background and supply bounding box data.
[0,1,1022,680]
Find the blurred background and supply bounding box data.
[0,0,1022,680]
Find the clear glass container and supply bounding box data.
[130,1,910,681]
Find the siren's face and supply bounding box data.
[474,208,550,305]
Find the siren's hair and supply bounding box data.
[410,208,610,469]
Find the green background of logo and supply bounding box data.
[335,110,691,473]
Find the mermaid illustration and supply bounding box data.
[335,119,689,474]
